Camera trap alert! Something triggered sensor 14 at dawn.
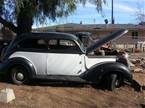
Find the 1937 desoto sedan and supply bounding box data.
[0,29,132,90]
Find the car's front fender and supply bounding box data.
[81,62,132,83]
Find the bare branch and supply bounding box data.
[0,16,17,33]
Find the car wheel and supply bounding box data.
[107,74,122,91]
[10,65,29,85]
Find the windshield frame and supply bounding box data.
[76,38,86,53]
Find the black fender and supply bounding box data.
[1,57,36,78]
[81,62,132,83]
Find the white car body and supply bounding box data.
[9,52,116,76]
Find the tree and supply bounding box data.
[135,2,145,24]
[0,0,105,35]
[136,10,145,24]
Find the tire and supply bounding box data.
[107,74,123,91]
[10,65,29,85]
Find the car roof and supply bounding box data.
[16,32,79,41]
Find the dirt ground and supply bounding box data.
[0,81,144,108]
[0,53,144,108]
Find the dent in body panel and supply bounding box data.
[9,51,47,75]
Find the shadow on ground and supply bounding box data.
[142,86,145,90]
[0,76,85,88]
[140,104,145,108]
[0,76,142,92]
[131,80,142,92]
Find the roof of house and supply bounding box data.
[34,23,145,32]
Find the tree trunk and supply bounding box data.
[0,2,35,35]
[17,11,33,35]
[17,2,35,35]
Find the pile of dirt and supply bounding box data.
[129,53,145,73]
[129,53,145,107]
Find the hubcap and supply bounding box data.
[16,72,24,81]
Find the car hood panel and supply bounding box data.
[86,29,128,53]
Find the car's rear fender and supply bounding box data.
[1,57,36,78]
[81,62,132,83]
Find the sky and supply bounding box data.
[33,0,145,28]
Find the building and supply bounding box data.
[34,23,145,52]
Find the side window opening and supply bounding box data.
[37,39,48,49]
[132,31,138,39]
[59,40,78,50]
[48,39,58,50]
[49,40,57,45]
[18,38,48,51]
[60,40,76,46]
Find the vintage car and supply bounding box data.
[0,29,132,90]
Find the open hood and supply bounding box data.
[86,29,128,53]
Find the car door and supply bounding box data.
[46,39,82,76]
